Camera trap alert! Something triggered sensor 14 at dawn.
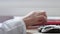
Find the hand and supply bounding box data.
[23,10,47,27]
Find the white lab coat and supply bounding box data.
[0,17,26,34]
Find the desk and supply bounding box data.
[27,29,42,34]
[27,29,60,34]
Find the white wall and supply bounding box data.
[0,0,60,16]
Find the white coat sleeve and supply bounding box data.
[1,17,26,34]
[0,23,4,34]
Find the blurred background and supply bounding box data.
[0,0,60,16]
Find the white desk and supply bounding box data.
[27,29,42,34]
[27,29,60,34]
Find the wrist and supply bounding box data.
[23,18,31,28]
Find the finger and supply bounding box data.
[36,15,47,23]
[36,10,47,17]
[24,11,37,18]
[36,15,45,19]
[40,10,47,17]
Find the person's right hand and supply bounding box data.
[23,10,47,28]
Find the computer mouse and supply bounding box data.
[38,25,60,33]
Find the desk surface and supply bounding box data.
[27,29,60,34]
[27,29,42,34]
